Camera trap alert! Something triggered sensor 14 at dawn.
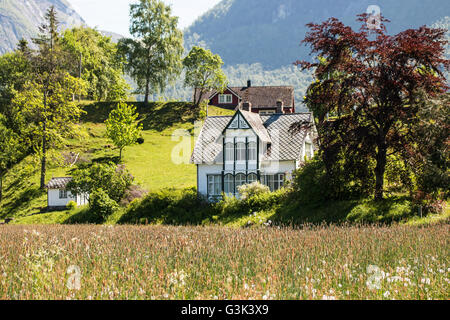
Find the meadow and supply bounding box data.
[0,224,448,300]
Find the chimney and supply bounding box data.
[242,102,252,112]
[247,80,251,88]
[276,100,284,114]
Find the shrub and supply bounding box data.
[66,201,77,210]
[292,157,370,204]
[89,189,119,221]
[119,188,212,225]
[136,137,145,144]
[237,182,269,200]
[67,162,134,203]
[120,185,148,206]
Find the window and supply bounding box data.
[219,94,232,104]
[248,142,257,161]
[59,189,68,199]
[262,174,285,191]
[236,142,246,161]
[305,142,313,160]
[207,175,222,196]
[224,174,234,195]
[276,174,285,190]
[248,173,258,184]
[260,110,275,116]
[235,174,246,194]
[225,143,234,162]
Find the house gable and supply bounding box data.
[224,111,251,131]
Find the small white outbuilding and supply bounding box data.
[46,177,89,209]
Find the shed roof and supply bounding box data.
[46,177,72,189]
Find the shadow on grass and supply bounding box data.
[80,101,199,132]
[63,207,103,224]
[267,196,414,226]
[117,188,212,225]
[0,186,45,219]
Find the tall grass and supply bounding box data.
[0,224,448,300]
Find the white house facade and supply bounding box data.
[191,109,317,201]
[46,177,89,209]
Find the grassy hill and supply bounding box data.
[0,101,233,222]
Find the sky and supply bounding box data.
[68,0,222,36]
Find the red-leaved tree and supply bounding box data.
[298,14,449,200]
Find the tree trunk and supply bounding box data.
[40,92,47,190]
[374,138,387,201]
[0,172,3,203]
[144,73,150,105]
[119,147,123,162]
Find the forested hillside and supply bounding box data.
[184,0,450,68]
[0,0,84,54]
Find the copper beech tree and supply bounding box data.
[298,14,449,200]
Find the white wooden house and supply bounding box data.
[46,177,89,209]
[191,107,317,201]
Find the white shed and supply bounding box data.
[46,177,89,209]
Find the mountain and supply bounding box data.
[0,0,85,54]
[185,0,450,69]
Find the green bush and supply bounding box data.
[67,162,134,203]
[238,182,270,200]
[292,157,370,204]
[119,188,213,225]
[89,188,119,221]
[66,201,77,210]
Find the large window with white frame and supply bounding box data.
[236,142,246,161]
[235,173,246,194]
[225,143,234,161]
[207,175,222,196]
[248,142,257,161]
[219,94,232,104]
[262,174,285,192]
[247,173,258,184]
[224,174,234,195]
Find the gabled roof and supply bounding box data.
[191,112,314,164]
[46,177,72,189]
[260,113,312,161]
[194,85,295,108]
[239,110,271,143]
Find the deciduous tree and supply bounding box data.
[118,0,184,104]
[105,102,143,161]
[299,15,449,200]
[183,46,227,108]
[61,27,129,101]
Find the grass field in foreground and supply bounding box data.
[0,224,448,300]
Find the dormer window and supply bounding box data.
[265,143,272,156]
[305,142,313,160]
[219,94,232,104]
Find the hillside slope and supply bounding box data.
[0,102,232,221]
[0,0,84,54]
[185,0,450,69]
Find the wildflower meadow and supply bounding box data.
[0,224,448,300]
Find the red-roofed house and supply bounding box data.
[194,80,295,115]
